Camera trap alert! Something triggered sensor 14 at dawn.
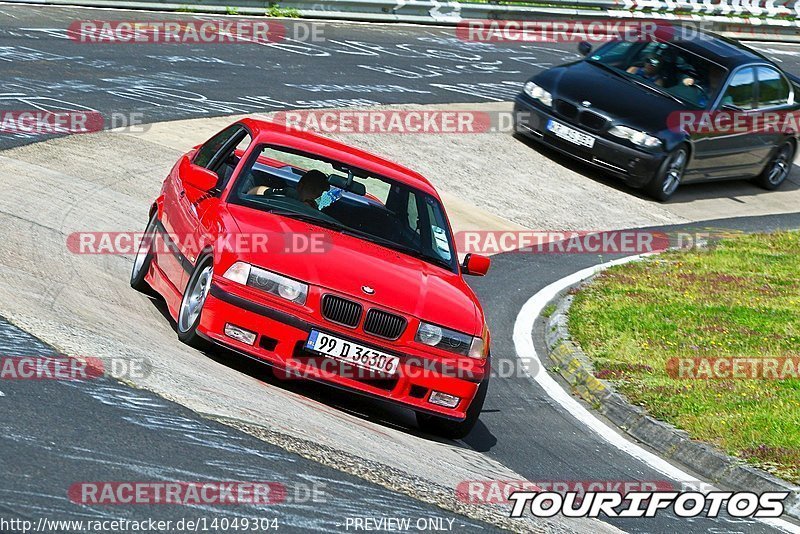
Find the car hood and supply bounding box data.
[224,204,482,335]
[535,61,684,133]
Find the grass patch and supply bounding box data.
[266,3,301,18]
[569,231,800,483]
[542,303,557,318]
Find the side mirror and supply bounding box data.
[578,41,592,57]
[180,157,218,192]
[462,253,490,277]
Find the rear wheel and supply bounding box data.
[754,142,794,190]
[130,212,157,294]
[646,147,688,201]
[177,255,213,349]
[416,378,489,440]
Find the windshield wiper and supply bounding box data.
[586,59,627,79]
[367,234,454,271]
[625,77,685,105]
[267,210,348,231]
[268,209,454,271]
[587,60,685,105]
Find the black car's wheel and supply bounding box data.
[177,255,213,349]
[646,147,688,201]
[130,212,157,294]
[754,142,795,190]
[416,377,489,440]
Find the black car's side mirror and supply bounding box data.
[578,41,592,56]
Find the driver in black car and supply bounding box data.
[627,56,665,86]
[248,169,330,209]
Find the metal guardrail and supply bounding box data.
[14,0,800,41]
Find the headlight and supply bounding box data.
[523,81,553,107]
[608,125,662,148]
[223,262,308,305]
[415,322,487,359]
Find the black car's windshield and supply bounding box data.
[230,145,457,272]
[587,40,728,108]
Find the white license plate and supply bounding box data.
[305,330,400,375]
[546,119,595,148]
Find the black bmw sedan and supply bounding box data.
[514,31,800,200]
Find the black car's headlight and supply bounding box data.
[608,125,662,148]
[415,322,487,360]
[523,81,553,107]
[223,262,308,305]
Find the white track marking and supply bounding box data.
[513,254,800,533]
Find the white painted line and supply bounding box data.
[0,389,4,396]
[513,254,800,533]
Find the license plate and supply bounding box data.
[546,119,595,148]
[305,330,400,375]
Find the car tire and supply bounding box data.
[754,142,795,191]
[646,146,688,202]
[130,212,157,294]
[177,255,213,350]
[415,377,489,440]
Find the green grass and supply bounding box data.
[569,231,800,483]
[266,3,301,18]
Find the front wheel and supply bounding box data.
[416,378,489,440]
[130,212,157,294]
[177,255,213,349]
[754,142,795,190]
[646,147,688,202]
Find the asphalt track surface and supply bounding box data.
[1,5,800,533]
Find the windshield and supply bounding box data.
[230,145,457,272]
[587,40,728,108]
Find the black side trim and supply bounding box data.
[154,219,194,274]
[209,285,311,332]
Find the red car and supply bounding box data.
[130,118,492,439]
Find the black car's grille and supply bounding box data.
[554,99,607,132]
[321,295,362,327]
[555,99,578,120]
[578,110,607,131]
[363,309,407,340]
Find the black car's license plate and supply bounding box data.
[547,119,595,148]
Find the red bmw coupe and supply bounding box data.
[131,118,491,438]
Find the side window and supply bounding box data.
[720,68,756,110]
[756,67,790,108]
[193,125,241,169]
[406,193,419,233]
[424,198,451,261]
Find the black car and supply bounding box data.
[514,31,800,200]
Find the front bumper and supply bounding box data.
[199,278,485,421]
[513,95,665,188]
